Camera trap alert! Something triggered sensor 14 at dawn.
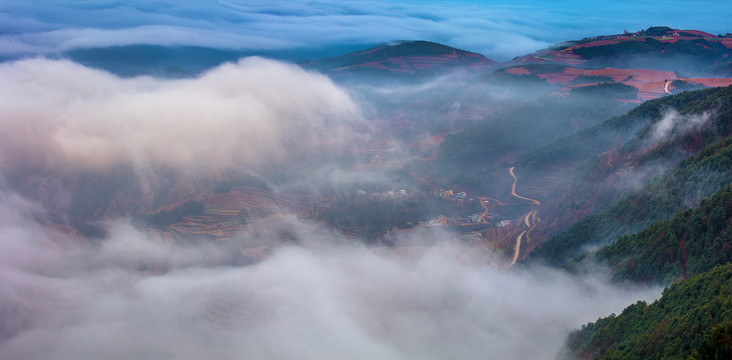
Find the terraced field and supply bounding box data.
[168,187,320,240]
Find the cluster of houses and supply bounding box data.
[356,189,410,198]
[440,189,467,200]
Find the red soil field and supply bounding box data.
[505,67,530,75]
[684,78,732,87]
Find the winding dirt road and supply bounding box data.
[510,231,526,265]
[509,167,540,205]
[508,167,541,266]
[480,198,489,222]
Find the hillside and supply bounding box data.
[521,85,732,265]
[302,40,496,78]
[583,183,732,285]
[438,82,637,167]
[512,26,732,74]
[565,263,732,360]
[497,63,732,102]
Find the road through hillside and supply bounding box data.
[510,231,526,266]
[509,167,540,205]
[508,167,541,266]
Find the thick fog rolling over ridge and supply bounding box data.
[2,1,732,359]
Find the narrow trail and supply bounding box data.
[509,167,540,205]
[510,231,526,266]
[480,198,489,223]
[507,167,541,267]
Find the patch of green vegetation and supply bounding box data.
[641,26,673,37]
[518,86,729,170]
[569,82,637,99]
[670,79,707,94]
[572,35,732,72]
[568,75,616,85]
[485,69,548,85]
[566,263,732,360]
[377,41,477,58]
[532,135,732,267]
[584,184,732,285]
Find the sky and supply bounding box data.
[1,0,731,62]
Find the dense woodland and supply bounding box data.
[555,86,732,360]
[529,86,732,266]
[566,264,732,360]
[571,27,732,73]
[586,184,732,285]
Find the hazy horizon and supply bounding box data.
[2,0,731,62]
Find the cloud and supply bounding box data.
[1,0,729,62]
[650,108,711,143]
[0,190,661,360]
[0,57,362,171]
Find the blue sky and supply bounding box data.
[1,0,731,61]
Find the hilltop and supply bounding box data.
[511,26,732,72]
[302,40,496,78]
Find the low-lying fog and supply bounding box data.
[0,57,662,360]
[0,193,660,360]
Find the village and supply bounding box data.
[355,187,513,229]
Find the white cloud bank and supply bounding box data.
[0,192,661,360]
[2,0,729,62]
[0,57,362,171]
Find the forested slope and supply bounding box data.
[528,86,732,266]
[566,263,732,360]
[586,184,732,285]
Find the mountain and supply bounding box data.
[523,85,732,266]
[437,82,638,166]
[511,26,732,75]
[581,183,732,285]
[495,63,732,102]
[302,40,496,78]
[565,263,732,360]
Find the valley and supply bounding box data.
[1,19,731,359]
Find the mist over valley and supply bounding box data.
[2,2,732,358]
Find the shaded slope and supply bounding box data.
[303,40,495,78]
[529,132,732,267]
[585,183,732,285]
[513,26,732,75]
[438,82,638,166]
[566,263,732,360]
[515,86,731,264]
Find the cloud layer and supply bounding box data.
[0,193,660,360]
[0,57,361,171]
[2,0,729,61]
